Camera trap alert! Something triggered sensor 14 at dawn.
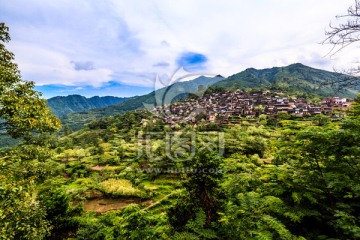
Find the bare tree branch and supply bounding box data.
[323,1,360,54]
[322,0,360,90]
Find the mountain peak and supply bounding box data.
[241,63,310,73]
[287,63,307,68]
[244,67,257,71]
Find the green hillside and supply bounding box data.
[47,95,128,116]
[213,63,358,97]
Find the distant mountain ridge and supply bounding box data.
[47,95,128,116]
[213,63,358,97]
[60,63,360,131]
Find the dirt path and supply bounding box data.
[84,198,152,213]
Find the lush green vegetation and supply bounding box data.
[1,22,360,239]
[3,102,357,239]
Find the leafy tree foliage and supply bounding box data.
[0,177,51,240]
[169,151,223,237]
[37,184,82,239]
[0,23,61,239]
[312,113,330,126]
[0,23,60,138]
[348,93,360,117]
[75,205,170,239]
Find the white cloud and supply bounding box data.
[1,0,358,90]
[10,42,113,87]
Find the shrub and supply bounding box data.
[99,179,146,198]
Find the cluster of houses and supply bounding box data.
[151,90,354,126]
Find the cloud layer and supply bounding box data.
[0,0,358,97]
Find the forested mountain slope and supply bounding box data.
[213,63,358,97]
[47,95,128,116]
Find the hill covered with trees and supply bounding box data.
[47,95,128,116]
[212,63,358,97]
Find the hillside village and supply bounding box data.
[151,90,354,126]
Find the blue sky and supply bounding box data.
[35,82,153,99]
[0,0,357,98]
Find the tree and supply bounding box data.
[323,1,360,88]
[348,93,360,117]
[324,1,360,57]
[263,104,360,238]
[277,112,290,121]
[75,205,170,239]
[0,23,62,239]
[0,22,60,138]
[312,113,330,126]
[168,150,223,236]
[0,176,51,239]
[63,125,73,136]
[255,104,265,113]
[37,183,82,239]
